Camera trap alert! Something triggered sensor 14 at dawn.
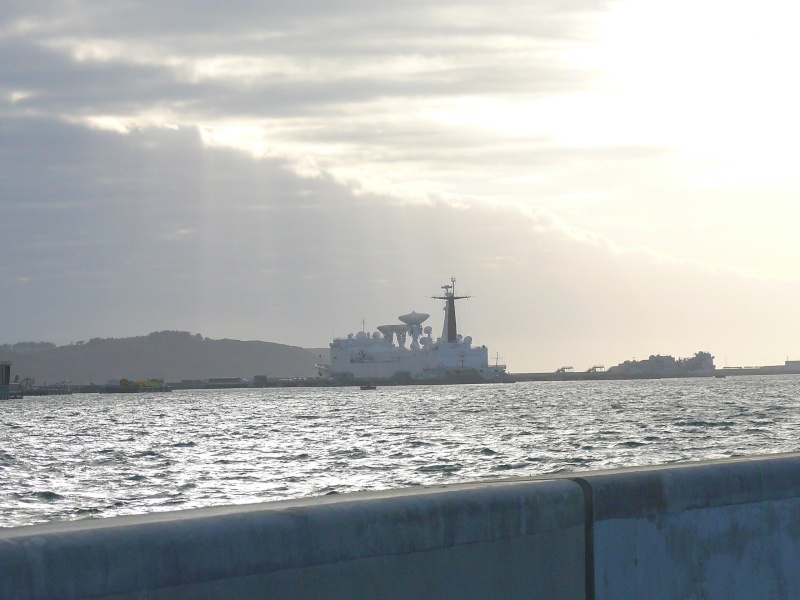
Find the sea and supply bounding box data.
[2,375,799,529]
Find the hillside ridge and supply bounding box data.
[0,331,321,385]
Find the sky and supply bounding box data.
[2,0,800,372]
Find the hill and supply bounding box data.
[0,331,321,385]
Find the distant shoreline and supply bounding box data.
[8,367,800,396]
[513,365,800,382]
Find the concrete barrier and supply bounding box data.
[0,480,585,600]
[5,453,800,599]
[571,453,800,599]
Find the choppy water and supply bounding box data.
[2,376,800,528]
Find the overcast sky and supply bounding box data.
[2,0,800,371]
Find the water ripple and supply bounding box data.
[2,377,800,527]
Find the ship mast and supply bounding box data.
[432,277,470,343]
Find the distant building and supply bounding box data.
[0,362,10,400]
[608,352,715,377]
[205,377,249,389]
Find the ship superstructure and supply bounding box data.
[318,279,509,383]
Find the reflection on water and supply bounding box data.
[2,376,799,527]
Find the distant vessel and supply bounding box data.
[317,278,510,384]
[606,352,715,378]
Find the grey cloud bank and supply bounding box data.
[3,119,797,370]
[2,1,799,370]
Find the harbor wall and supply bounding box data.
[578,454,800,599]
[0,480,586,600]
[3,454,800,599]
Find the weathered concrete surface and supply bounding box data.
[0,479,585,600]
[6,453,800,600]
[574,454,800,600]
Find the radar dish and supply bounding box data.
[378,324,410,338]
[398,311,430,326]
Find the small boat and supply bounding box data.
[360,385,377,390]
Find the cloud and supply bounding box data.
[2,1,800,369]
[0,1,631,222]
[2,117,799,372]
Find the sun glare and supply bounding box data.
[566,0,800,186]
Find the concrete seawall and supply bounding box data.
[578,454,800,599]
[0,480,585,599]
[3,453,800,599]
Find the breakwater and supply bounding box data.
[3,453,800,599]
[514,366,800,382]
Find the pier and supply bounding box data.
[3,453,800,598]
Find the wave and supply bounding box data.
[16,491,65,502]
[131,450,161,458]
[415,463,462,473]
[491,462,529,471]
[332,448,368,459]
[675,420,736,428]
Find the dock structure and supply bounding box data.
[0,362,10,400]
